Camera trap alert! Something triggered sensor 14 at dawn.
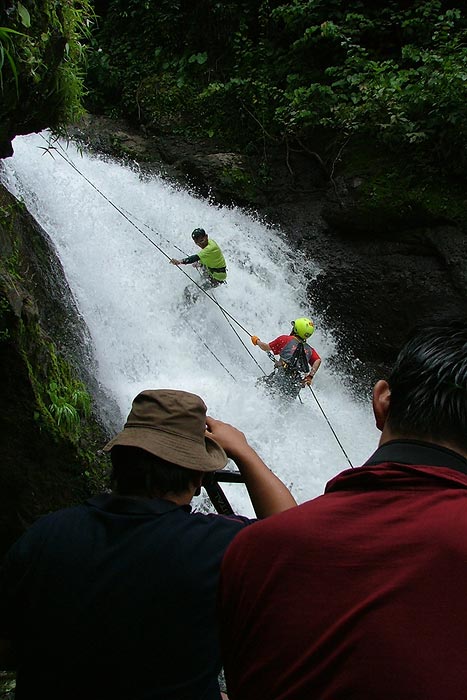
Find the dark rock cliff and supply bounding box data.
[0,184,115,558]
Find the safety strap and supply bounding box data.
[207,266,227,273]
[282,342,309,374]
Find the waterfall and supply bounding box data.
[1,133,378,515]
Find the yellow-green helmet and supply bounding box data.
[293,317,314,340]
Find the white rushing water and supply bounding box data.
[1,133,379,515]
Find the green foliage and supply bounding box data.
[87,1,467,178]
[4,241,22,281]
[0,203,25,280]
[0,2,30,90]
[134,73,201,133]
[31,346,107,490]
[219,165,259,201]
[0,296,11,342]
[18,0,94,120]
[360,168,467,225]
[47,378,91,442]
[1,0,95,152]
[0,670,16,697]
[0,208,23,345]
[6,301,95,451]
[0,26,27,92]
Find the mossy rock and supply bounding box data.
[0,185,113,558]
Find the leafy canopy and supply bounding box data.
[87,0,467,174]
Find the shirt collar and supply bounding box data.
[364,439,467,476]
[87,493,191,515]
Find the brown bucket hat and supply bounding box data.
[103,389,227,472]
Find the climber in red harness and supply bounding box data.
[251,317,321,399]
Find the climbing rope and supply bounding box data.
[185,317,237,381]
[119,205,189,258]
[307,385,354,468]
[40,136,180,264]
[216,303,265,374]
[39,133,352,467]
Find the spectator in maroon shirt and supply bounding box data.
[220,317,467,700]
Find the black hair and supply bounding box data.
[386,318,467,451]
[110,446,201,497]
[191,228,206,239]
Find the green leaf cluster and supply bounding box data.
[0,26,26,92]
[47,378,91,442]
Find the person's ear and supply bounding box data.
[373,380,391,431]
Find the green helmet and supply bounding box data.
[293,317,314,340]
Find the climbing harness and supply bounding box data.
[39,133,353,472]
[207,265,227,274]
[260,343,308,404]
[261,343,309,405]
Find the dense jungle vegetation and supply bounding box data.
[85,0,467,183]
[2,0,467,187]
[0,0,93,156]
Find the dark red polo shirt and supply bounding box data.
[220,441,467,700]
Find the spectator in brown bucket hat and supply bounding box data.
[103,388,229,473]
[0,388,296,700]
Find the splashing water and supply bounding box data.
[1,133,379,515]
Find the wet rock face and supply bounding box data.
[303,218,467,376]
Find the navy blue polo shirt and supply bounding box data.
[0,493,253,699]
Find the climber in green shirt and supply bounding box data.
[170,228,227,289]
